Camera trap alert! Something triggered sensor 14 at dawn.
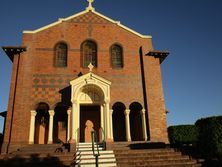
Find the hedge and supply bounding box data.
[168,125,198,146]
[195,116,222,158]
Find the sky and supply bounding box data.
[0,0,222,133]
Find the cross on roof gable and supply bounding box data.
[23,8,152,39]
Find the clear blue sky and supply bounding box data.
[0,0,222,133]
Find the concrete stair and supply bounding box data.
[0,144,75,167]
[75,142,117,167]
[108,142,201,167]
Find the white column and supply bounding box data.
[67,109,71,142]
[100,105,105,141]
[105,101,111,140]
[109,109,113,140]
[124,109,131,141]
[48,110,55,144]
[71,102,78,142]
[29,110,37,144]
[141,109,148,141]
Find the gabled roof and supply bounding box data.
[23,7,152,39]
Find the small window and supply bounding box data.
[111,44,123,68]
[54,43,68,67]
[81,40,97,68]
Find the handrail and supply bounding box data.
[91,129,100,167]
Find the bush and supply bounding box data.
[168,125,198,146]
[195,116,222,159]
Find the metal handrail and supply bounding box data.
[91,130,100,167]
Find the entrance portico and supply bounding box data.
[70,71,112,143]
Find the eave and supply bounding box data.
[146,50,169,64]
[2,46,27,62]
[0,111,7,118]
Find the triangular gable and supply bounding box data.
[23,8,152,39]
[70,72,111,86]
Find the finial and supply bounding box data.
[86,0,95,11]
[88,62,94,72]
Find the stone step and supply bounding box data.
[77,147,103,151]
[116,162,201,167]
[77,153,115,159]
[116,155,189,161]
[77,157,116,163]
[116,159,198,166]
[77,150,114,155]
[114,152,182,157]
[78,162,117,167]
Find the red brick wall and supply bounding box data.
[2,11,168,152]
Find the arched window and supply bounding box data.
[111,44,123,68]
[81,40,97,68]
[54,42,68,67]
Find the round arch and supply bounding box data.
[129,102,143,141]
[53,102,69,143]
[34,102,50,144]
[112,102,126,141]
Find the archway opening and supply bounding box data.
[129,102,143,141]
[80,105,100,142]
[112,102,126,141]
[53,103,69,143]
[78,85,104,143]
[34,102,49,144]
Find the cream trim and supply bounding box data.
[23,9,152,39]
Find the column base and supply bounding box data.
[47,141,53,144]
[28,141,34,144]
[69,139,76,144]
[105,138,114,142]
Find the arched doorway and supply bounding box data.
[70,72,111,142]
[129,102,143,141]
[112,102,126,141]
[53,103,69,143]
[78,85,104,142]
[34,102,49,144]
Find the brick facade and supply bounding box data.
[2,8,169,153]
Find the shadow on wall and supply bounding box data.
[0,154,68,167]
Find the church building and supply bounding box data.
[1,1,169,153]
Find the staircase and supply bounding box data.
[75,142,117,167]
[0,144,75,167]
[108,142,202,167]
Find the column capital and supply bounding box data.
[109,109,113,115]
[30,110,37,117]
[48,110,55,116]
[67,109,71,115]
[104,98,110,104]
[141,109,146,115]
[124,109,130,115]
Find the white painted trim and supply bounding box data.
[23,8,152,39]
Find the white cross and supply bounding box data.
[87,0,94,8]
[88,62,94,72]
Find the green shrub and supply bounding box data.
[195,116,222,159]
[168,125,198,146]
